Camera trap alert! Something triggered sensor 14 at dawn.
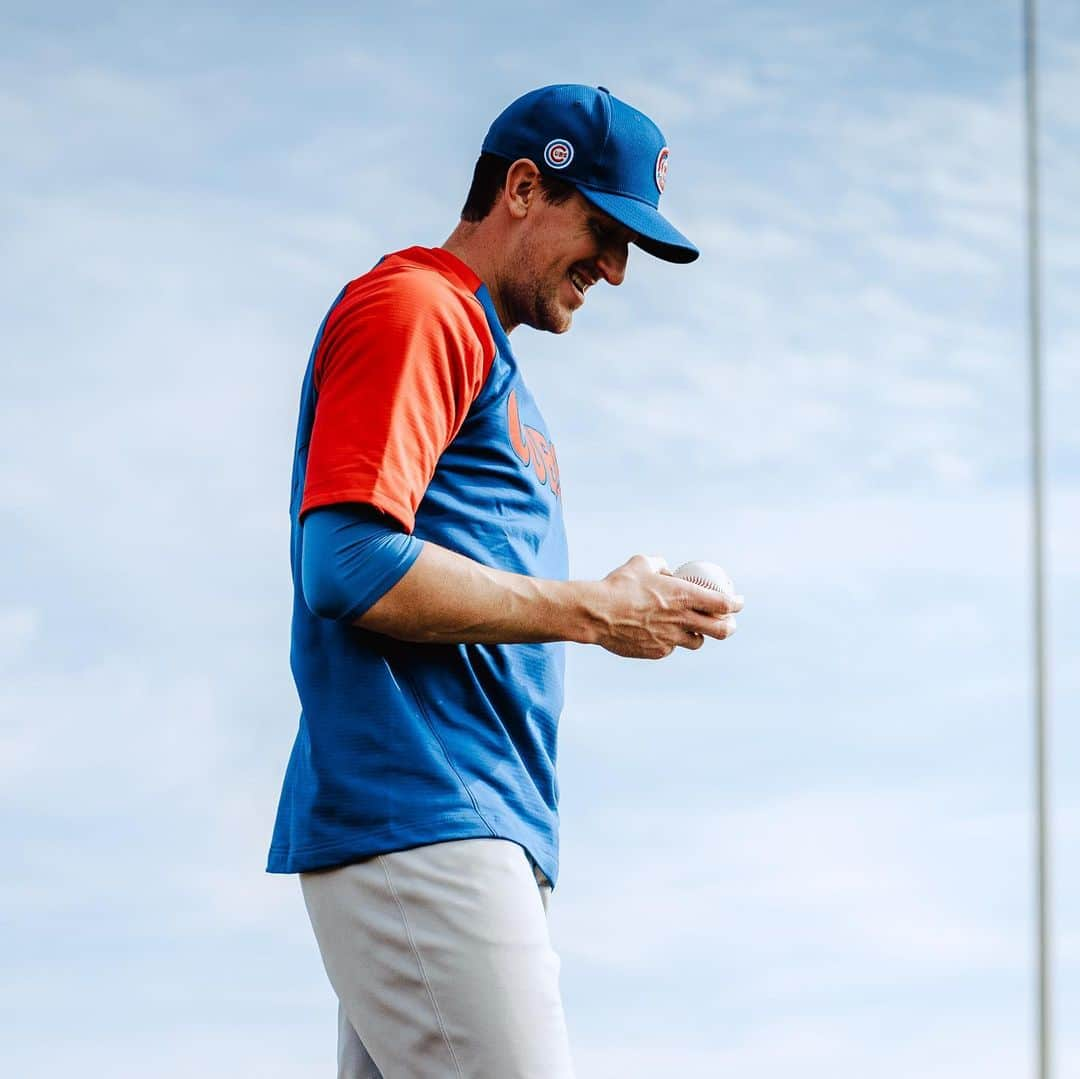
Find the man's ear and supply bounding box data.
[503,158,542,221]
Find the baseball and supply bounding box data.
[673,560,736,597]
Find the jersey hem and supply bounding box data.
[266,809,559,888]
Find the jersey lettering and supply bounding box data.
[506,389,561,497]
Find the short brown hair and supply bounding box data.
[460,153,577,223]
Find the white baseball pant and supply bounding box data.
[300,837,575,1078]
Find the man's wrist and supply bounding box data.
[541,579,603,646]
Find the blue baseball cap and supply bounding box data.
[481,84,699,264]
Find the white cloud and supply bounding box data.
[554,793,1028,974]
[572,1022,1029,1079]
[0,607,40,667]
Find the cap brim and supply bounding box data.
[576,187,699,264]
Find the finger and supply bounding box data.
[680,582,744,615]
[686,613,737,640]
[641,554,669,574]
[677,630,705,651]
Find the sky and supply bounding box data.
[2,1,1078,1076]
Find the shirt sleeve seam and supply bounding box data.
[299,488,416,533]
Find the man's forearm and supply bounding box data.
[354,541,600,645]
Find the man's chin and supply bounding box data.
[526,305,574,335]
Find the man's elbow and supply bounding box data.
[301,561,362,623]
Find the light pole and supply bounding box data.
[1021,2,1051,1077]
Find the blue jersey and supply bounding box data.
[267,247,570,886]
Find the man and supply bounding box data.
[268,84,742,1078]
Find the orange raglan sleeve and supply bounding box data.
[300,265,494,532]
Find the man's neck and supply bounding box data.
[441,222,516,333]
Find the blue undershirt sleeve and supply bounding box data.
[300,503,424,623]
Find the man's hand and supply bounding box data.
[583,554,742,660]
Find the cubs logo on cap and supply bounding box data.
[655,147,669,194]
[480,84,699,264]
[544,138,574,169]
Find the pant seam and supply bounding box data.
[378,854,466,1078]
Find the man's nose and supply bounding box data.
[597,242,629,287]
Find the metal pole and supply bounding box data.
[1021,2,1051,1077]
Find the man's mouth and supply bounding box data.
[568,268,593,299]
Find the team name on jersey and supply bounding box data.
[506,389,561,498]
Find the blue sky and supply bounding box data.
[2,2,1078,1075]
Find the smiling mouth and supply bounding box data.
[569,268,592,299]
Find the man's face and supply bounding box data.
[503,190,635,334]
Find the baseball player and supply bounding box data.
[268,84,743,1078]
